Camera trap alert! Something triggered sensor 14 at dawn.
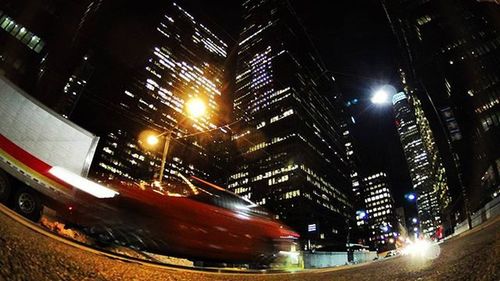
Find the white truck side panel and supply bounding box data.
[0,76,98,176]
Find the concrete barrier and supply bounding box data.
[303,251,347,268]
[454,196,500,235]
[303,250,377,268]
[352,251,378,264]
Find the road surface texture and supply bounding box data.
[0,208,498,281]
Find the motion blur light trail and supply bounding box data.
[49,166,119,198]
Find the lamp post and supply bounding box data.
[143,97,207,184]
[146,130,173,185]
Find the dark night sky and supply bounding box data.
[189,0,414,208]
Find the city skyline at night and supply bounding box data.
[0,0,499,277]
[0,0,498,252]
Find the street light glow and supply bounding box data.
[185,98,206,118]
[405,192,417,201]
[370,85,397,105]
[371,89,389,104]
[147,135,160,146]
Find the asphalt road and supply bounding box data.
[0,206,499,281]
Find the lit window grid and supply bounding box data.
[0,11,45,53]
[132,2,229,133]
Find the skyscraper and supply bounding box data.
[0,0,95,103]
[392,91,448,237]
[90,2,227,184]
[227,0,353,250]
[382,0,500,221]
[62,1,232,185]
[344,101,369,245]
[362,171,398,250]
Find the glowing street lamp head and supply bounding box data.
[185,98,206,118]
[146,135,160,146]
[406,192,417,201]
[371,84,397,105]
[371,89,390,104]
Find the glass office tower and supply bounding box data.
[228,0,353,250]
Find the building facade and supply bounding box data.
[0,0,95,104]
[83,2,230,185]
[362,172,398,251]
[392,91,448,237]
[383,0,500,223]
[344,101,369,245]
[227,0,353,250]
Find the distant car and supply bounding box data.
[385,250,398,258]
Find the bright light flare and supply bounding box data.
[49,166,119,198]
[401,239,440,260]
[371,90,390,104]
[185,98,206,118]
[146,135,159,146]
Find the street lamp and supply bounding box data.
[185,98,206,118]
[371,90,389,104]
[146,135,160,146]
[370,85,397,105]
[142,97,207,184]
[405,192,417,202]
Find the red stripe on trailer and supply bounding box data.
[0,133,71,191]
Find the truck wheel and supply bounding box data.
[0,170,12,203]
[13,188,42,222]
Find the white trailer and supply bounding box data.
[0,76,102,220]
